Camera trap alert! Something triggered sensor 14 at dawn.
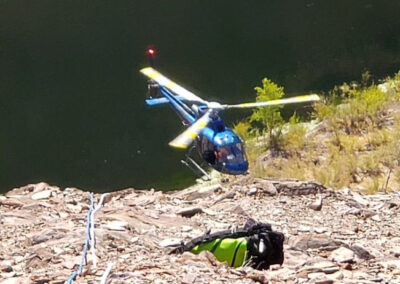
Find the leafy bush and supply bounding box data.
[233,121,251,141]
[250,78,285,151]
[364,178,381,194]
[337,134,365,153]
[239,70,400,192]
[366,129,391,149]
[262,156,309,180]
[280,114,307,155]
[315,85,387,134]
[313,147,358,188]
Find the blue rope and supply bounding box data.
[65,192,94,284]
[65,272,77,284]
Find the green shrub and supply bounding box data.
[358,154,381,176]
[336,87,386,133]
[366,129,391,149]
[280,114,307,155]
[233,121,251,141]
[240,71,400,191]
[315,85,387,134]
[313,149,358,188]
[337,134,365,153]
[250,78,285,151]
[364,178,381,194]
[261,156,309,180]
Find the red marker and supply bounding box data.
[146,46,156,67]
[147,48,155,56]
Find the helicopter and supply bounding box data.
[140,49,320,178]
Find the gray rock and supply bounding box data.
[378,259,400,270]
[0,198,24,208]
[327,271,343,281]
[0,278,31,284]
[180,183,221,201]
[263,183,278,195]
[31,229,67,245]
[104,221,129,231]
[307,272,326,280]
[182,273,197,284]
[226,204,246,215]
[351,192,369,207]
[159,238,182,248]
[284,250,308,269]
[289,234,343,251]
[130,236,139,243]
[322,266,340,274]
[1,260,13,272]
[176,207,203,218]
[212,191,235,204]
[391,246,400,257]
[298,225,311,232]
[330,247,355,263]
[248,187,258,196]
[314,279,334,284]
[181,225,193,232]
[314,227,327,234]
[31,190,52,200]
[351,244,373,260]
[311,261,339,274]
[309,196,323,211]
[273,180,326,195]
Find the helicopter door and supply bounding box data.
[200,136,216,165]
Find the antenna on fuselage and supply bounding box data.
[146,46,156,68]
[145,46,158,98]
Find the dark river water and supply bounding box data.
[1,1,399,192]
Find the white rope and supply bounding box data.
[90,193,109,269]
[100,262,114,284]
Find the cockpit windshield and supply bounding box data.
[216,143,247,164]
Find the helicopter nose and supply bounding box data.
[224,161,248,174]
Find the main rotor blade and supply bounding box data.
[222,94,320,109]
[140,67,206,103]
[169,111,211,149]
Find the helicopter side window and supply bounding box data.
[201,136,216,164]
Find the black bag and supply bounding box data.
[170,219,284,270]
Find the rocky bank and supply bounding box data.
[1,177,400,283]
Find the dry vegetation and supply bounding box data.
[234,71,400,193]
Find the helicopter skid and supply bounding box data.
[181,155,211,180]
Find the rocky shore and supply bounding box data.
[1,177,400,283]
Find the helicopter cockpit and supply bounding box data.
[214,142,248,174]
[198,128,248,175]
[215,143,246,164]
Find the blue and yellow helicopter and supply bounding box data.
[140,49,319,177]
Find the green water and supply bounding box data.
[0,1,399,192]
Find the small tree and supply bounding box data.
[250,78,285,151]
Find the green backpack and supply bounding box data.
[171,219,284,270]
